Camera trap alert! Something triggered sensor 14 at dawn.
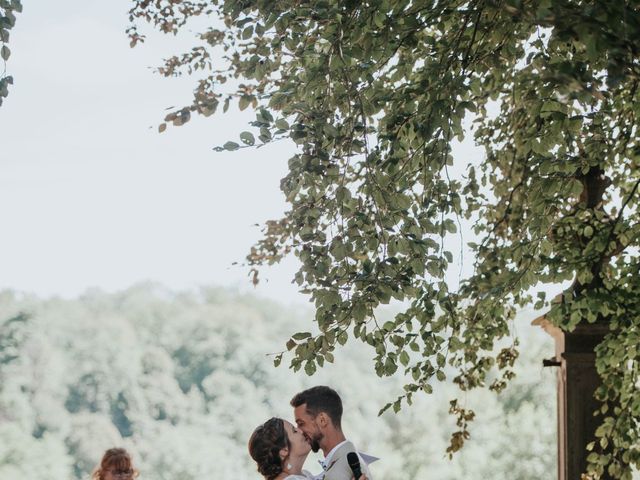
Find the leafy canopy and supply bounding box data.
[128,1,640,477]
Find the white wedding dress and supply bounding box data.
[285,471,316,479]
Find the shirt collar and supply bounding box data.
[322,440,348,468]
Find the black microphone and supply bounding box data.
[347,452,362,479]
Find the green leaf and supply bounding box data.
[399,351,410,366]
[223,141,240,151]
[273,354,283,367]
[275,118,289,130]
[292,332,312,340]
[378,402,392,416]
[240,131,255,145]
[383,321,395,332]
[304,361,316,376]
[584,225,594,238]
[242,26,253,40]
[239,96,251,111]
[257,108,273,123]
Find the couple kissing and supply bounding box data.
[249,386,374,480]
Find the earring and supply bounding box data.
[287,463,293,470]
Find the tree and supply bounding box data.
[0,0,21,106]
[127,1,640,477]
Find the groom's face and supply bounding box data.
[294,404,323,453]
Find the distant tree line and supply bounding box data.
[0,284,558,479]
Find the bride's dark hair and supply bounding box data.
[248,417,291,480]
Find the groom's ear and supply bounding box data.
[317,412,329,428]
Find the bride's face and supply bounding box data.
[284,420,312,456]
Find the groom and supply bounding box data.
[291,386,373,480]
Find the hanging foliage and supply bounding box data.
[0,0,22,107]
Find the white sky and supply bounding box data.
[1,1,559,319]
[0,0,303,302]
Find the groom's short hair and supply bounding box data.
[290,386,343,428]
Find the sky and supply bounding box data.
[0,0,303,302]
[0,1,562,321]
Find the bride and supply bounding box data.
[248,417,367,480]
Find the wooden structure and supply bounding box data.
[533,317,611,480]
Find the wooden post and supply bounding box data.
[561,323,611,480]
[533,319,610,479]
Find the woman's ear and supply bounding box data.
[279,447,289,461]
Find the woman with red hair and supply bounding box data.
[92,448,139,480]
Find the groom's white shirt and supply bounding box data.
[319,440,347,470]
[316,440,373,480]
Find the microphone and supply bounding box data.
[347,452,362,479]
